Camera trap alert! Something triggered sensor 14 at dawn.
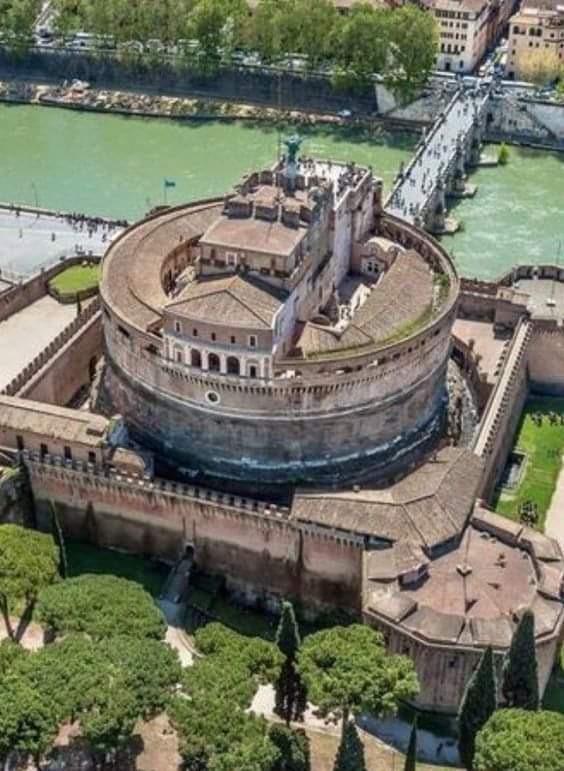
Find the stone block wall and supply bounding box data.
[26,457,364,615]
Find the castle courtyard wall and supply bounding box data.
[27,457,363,614]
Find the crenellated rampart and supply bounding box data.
[24,452,364,614]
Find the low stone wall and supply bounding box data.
[1,298,100,398]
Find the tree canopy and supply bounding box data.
[298,625,419,727]
[0,524,60,641]
[458,646,497,770]
[171,623,285,770]
[36,573,167,641]
[0,633,182,764]
[44,0,438,96]
[474,709,564,771]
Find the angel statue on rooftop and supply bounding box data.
[283,135,302,165]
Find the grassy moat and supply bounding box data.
[48,263,101,296]
[494,398,564,531]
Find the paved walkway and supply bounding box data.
[544,462,564,549]
[386,87,489,224]
[0,294,76,390]
[0,208,120,276]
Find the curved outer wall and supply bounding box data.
[101,209,458,486]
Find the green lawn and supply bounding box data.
[49,263,101,295]
[494,398,564,530]
[66,540,168,597]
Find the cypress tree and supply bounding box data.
[404,717,417,771]
[276,601,300,660]
[333,720,366,771]
[274,602,307,725]
[458,646,497,771]
[502,610,539,710]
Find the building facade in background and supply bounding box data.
[506,3,564,79]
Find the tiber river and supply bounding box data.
[1,103,563,279]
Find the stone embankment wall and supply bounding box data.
[0,48,376,115]
[25,453,364,615]
[1,299,101,401]
[19,308,102,405]
[474,318,532,498]
[487,92,564,148]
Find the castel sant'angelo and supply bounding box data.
[2,139,563,713]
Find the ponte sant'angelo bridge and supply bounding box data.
[385,84,491,234]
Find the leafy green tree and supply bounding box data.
[275,601,308,725]
[0,524,59,641]
[386,5,438,102]
[79,677,139,764]
[0,673,58,765]
[6,633,181,761]
[270,724,310,771]
[333,719,366,771]
[474,709,564,771]
[0,0,41,52]
[332,4,391,90]
[458,647,497,770]
[36,574,166,641]
[0,638,26,676]
[404,717,417,771]
[172,624,282,769]
[293,0,337,68]
[502,611,539,710]
[298,625,419,733]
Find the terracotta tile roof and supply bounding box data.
[200,209,308,258]
[0,395,108,447]
[102,201,224,331]
[166,274,286,329]
[291,447,483,550]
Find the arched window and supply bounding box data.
[208,353,220,372]
[226,356,240,376]
[191,349,201,368]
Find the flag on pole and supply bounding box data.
[164,179,176,189]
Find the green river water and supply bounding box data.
[1,103,563,279]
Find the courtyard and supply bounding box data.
[494,397,564,531]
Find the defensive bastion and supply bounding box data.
[1,160,563,714]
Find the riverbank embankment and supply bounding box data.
[0,78,425,133]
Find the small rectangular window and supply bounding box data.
[16,435,24,451]
[249,335,257,348]
[174,321,182,334]
[64,446,72,461]
[211,332,216,342]
[40,443,48,457]
[88,451,96,464]
[192,329,198,337]
[230,336,236,344]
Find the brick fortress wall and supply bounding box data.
[25,454,364,615]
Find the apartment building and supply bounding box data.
[506,3,564,79]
